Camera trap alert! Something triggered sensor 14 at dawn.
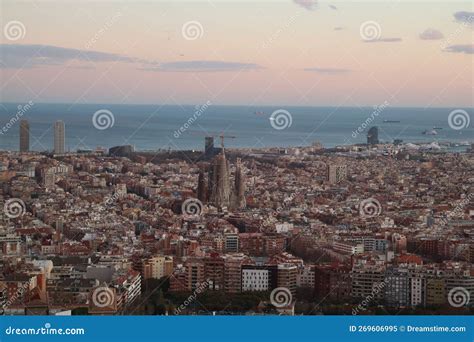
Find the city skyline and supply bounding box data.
[2,140,473,316]
[1,101,471,154]
[0,0,473,324]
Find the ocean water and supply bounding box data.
[0,103,472,152]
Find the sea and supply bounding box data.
[0,103,472,152]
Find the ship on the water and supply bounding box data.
[422,129,438,135]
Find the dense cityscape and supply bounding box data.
[1,1,473,341]
[1,118,473,316]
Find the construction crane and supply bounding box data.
[217,133,236,149]
[188,131,237,149]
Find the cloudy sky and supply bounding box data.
[0,0,472,107]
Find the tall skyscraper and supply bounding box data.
[367,126,379,145]
[54,120,65,154]
[205,136,215,158]
[19,119,29,152]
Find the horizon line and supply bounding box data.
[1,101,471,110]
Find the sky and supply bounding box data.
[0,0,473,107]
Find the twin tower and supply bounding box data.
[19,119,65,154]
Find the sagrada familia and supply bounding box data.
[196,148,246,211]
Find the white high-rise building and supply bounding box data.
[242,269,269,292]
[54,120,65,154]
[410,275,426,307]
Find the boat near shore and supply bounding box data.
[422,129,438,135]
